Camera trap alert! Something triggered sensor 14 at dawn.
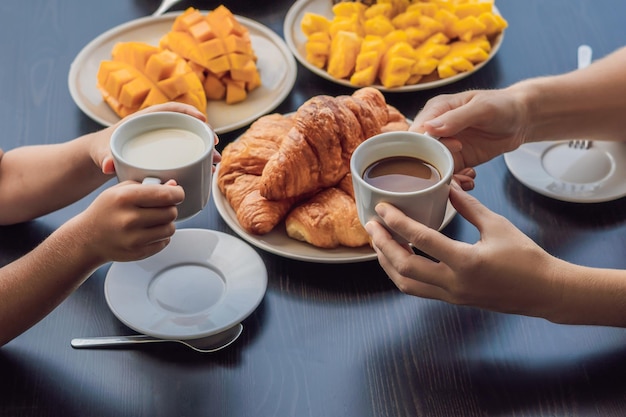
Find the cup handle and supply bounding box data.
[142,177,162,185]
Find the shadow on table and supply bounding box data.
[365,302,626,416]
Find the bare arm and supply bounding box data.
[0,180,184,346]
[410,46,626,176]
[0,101,208,225]
[366,182,626,327]
[0,130,113,224]
[515,45,626,143]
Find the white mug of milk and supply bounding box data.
[111,111,215,221]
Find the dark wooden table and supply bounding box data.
[2,1,626,416]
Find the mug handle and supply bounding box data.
[142,177,162,185]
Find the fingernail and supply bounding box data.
[364,222,373,234]
[374,202,388,216]
[427,119,444,129]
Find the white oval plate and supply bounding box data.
[504,141,626,203]
[212,164,456,263]
[284,0,504,92]
[68,12,297,134]
[104,229,267,340]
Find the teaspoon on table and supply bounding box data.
[71,323,243,353]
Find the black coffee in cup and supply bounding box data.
[362,156,441,193]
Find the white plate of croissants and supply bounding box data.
[213,87,456,263]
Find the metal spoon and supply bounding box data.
[71,323,243,353]
[152,0,183,16]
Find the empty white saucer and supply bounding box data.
[504,141,626,203]
[104,229,267,340]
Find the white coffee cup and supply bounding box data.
[111,111,215,222]
[350,131,454,243]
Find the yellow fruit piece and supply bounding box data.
[479,12,508,36]
[204,73,226,100]
[437,36,491,78]
[391,10,421,29]
[406,3,438,17]
[350,66,378,87]
[438,55,474,78]
[332,2,367,17]
[161,6,260,104]
[224,78,247,104]
[329,15,362,38]
[454,3,493,19]
[363,15,395,37]
[97,42,206,117]
[327,30,362,79]
[451,15,487,41]
[379,42,415,88]
[301,12,331,36]
[300,0,507,88]
[364,3,393,19]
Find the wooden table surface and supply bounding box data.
[2,1,626,416]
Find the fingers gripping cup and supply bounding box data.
[350,131,454,244]
[111,111,215,221]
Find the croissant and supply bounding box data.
[285,184,370,248]
[259,87,391,201]
[217,113,297,234]
[216,88,409,248]
[218,113,293,190]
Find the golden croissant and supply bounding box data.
[217,113,299,235]
[259,87,392,201]
[217,87,409,248]
[285,173,370,248]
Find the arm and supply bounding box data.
[0,180,184,346]
[365,182,626,327]
[0,102,208,225]
[410,46,626,176]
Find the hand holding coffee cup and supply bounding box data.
[350,131,454,244]
[111,111,215,222]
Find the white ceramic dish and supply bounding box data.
[68,12,297,134]
[284,0,504,92]
[504,141,626,203]
[104,229,267,340]
[212,164,456,263]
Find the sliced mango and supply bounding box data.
[97,42,206,118]
[160,6,260,104]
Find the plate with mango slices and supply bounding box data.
[284,0,507,92]
[69,7,297,134]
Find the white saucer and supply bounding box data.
[68,12,297,134]
[104,229,267,340]
[212,165,456,263]
[504,141,626,203]
[284,0,504,92]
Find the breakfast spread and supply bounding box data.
[217,87,409,248]
[97,5,260,118]
[301,0,508,88]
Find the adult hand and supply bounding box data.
[410,88,530,176]
[364,181,563,319]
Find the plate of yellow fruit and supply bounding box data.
[284,0,507,92]
[69,6,297,134]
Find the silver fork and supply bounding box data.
[567,45,593,151]
[568,139,592,149]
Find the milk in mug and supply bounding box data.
[121,128,206,170]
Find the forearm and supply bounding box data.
[545,259,626,327]
[0,131,113,224]
[511,46,626,144]
[0,220,102,346]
